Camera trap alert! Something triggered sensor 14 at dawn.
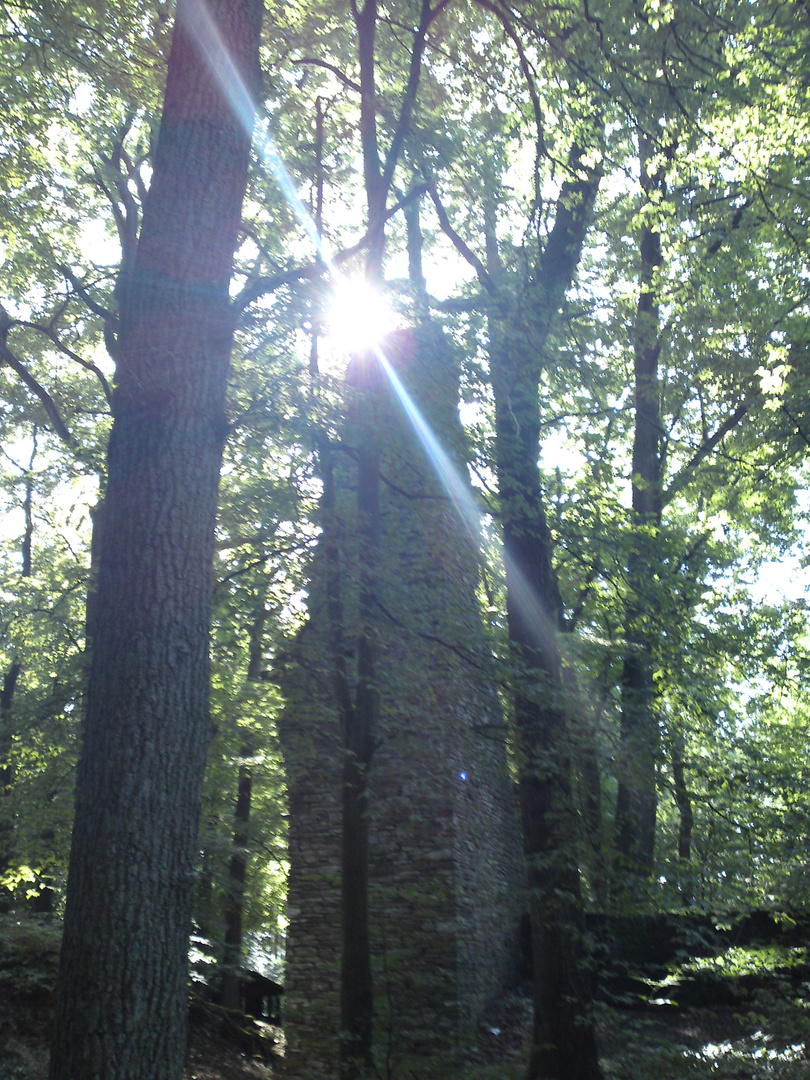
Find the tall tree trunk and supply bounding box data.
[672,730,693,903]
[319,409,379,1079]
[49,3,261,1078]
[1,444,35,908]
[222,761,253,1010]
[331,3,431,1068]
[222,603,266,1010]
[487,123,604,1080]
[339,421,379,1079]
[614,130,666,890]
[490,329,601,1080]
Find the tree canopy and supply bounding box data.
[0,0,808,1076]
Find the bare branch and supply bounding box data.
[427,185,494,291]
[59,264,115,322]
[293,57,361,93]
[663,403,748,506]
[233,183,429,313]
[18,321,113,405]
[380,0,433,198]
[0,340,72,445]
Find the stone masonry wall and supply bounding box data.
[279,325,526,1077]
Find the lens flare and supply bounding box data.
[189,0,561,665]
[326,277,398,356]
[373,347,560,660]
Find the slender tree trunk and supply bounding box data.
[339,422,379,1079]
[222,761,252,1010]
[672,731,693,903]
[222,604,266,1009]
[331,0,430,1065]
[486,121,604,1080]
[319,422,378,1080]
[614,130,666,889]
[491,328,602,1080]
[0,659,21,911]
[328,7,384,1066]
[49,3,261,1078]
[1,446,35,908]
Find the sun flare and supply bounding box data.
[324,275,398,357]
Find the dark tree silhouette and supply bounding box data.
[49,2,262,1077]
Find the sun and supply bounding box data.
[324,275,398,357]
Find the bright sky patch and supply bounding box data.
[325,276,398,356]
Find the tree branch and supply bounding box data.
[18,321,113,405]
[293,57,361,93]
[233,184,429,313]
[380,0,438,199]
[0,340,72,445]
[59,264,115,323]
[427,184,494,290]
[663,402,748,506]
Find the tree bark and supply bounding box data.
[614,130,666,889]
[487,123,604,1080]
[319,408,380,1079]
[222,603,266,1010]
[49,2,261,1078]
[339,421,379,1080]
[672,731,694,903]
[1,441,35,908]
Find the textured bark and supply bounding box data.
[49,3,261,1078]
[672,732,694,902]
[222,761,252,1010]
[319,394,380,1078]
[222,605,265,1010]
[487,125,604,1080]
[615,131,665,887]
[1,447,34,906]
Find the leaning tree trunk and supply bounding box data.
[49,3,261,1079]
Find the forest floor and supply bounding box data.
[185,990,810,1080]
[5,983,810,1080]
[3,911,810,1080]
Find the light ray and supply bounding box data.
[184,0,330,267]
[188,0,561,661]
[373,347,560,660]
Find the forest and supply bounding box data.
[0,0,809,1078]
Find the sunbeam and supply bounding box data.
[184,0,327,265]
[187,0,561,660]
[373,347,561,660]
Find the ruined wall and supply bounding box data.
[279,325,526,1077]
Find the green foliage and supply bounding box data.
[0,0,808,1051]
[0,912,60,999]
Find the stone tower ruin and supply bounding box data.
[279,324,526,1077]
